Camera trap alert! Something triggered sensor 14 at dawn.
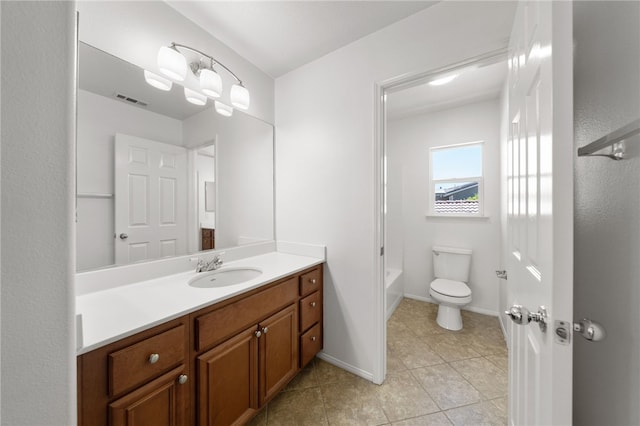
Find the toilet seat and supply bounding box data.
[430,278,471,298]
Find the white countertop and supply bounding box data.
[76,251,323,355]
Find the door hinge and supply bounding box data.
[380,247,384,256]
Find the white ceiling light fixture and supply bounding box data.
[157,45,187,81]
[143,70,173,91]
[155,42,250,112]
[214,101,233,117]
[184,87,207,106]
[428,73,459,86]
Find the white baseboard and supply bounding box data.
[386,294,403,321]
[403,293,499,317]
[315,352,374,382]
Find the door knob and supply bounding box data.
[119,233,128,240]
[505,305,548,332]
[574,319,606,342]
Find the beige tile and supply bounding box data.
[426,332,482,362]
[283,359,318,391]
[266,387,327,425]
[463,332,508,357]
[450,358,508,399]
[391,412,453,425]
[485,353,508,372]
[445,401,507,426]
[315,359,357,385]
[490,396,508,416]
[401,314,446,337]
[374,371,440,422]
[321,376,388,425]
[411,364,482,410]
[386,347,408,373]
[388,335,444,369]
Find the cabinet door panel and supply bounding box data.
[109,365,187,426]
[197,326,258,426]
[259,304,298,405]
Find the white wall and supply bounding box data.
[1,2,76,424]
[76,1,275,124]
[76,89,183,271]
[573,2,640,424]
[387,99,502,315]
[275,2,516,378]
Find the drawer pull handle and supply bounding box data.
[254,330,262,338]
[310,302,317,307]
[309,278,317,284]
[148,353,160,364]
[311,336,317,341]
[178,374,188,385]
[261,326,269,334]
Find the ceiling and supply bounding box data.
[386,59,508,120]
[166,1,438,78]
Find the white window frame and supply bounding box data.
[428,141,485,217]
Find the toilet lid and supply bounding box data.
[430,279,471,298]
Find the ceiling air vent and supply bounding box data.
[114,93,148,107]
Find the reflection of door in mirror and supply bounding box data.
[114,134,187,265]
[196,144,216,251]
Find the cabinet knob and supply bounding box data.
[309,278,317,284]
[177,374,188,385]
[254,330,262,338]
[261,326,269,334]
[310,302,317,307]
[148,353,160,364]
[311,336,317,341]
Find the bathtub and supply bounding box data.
[386,268,404,320]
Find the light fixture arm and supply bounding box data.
[171,42,243,85]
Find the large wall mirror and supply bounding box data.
[77,42,274,272]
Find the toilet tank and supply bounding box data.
[432,246,472,283]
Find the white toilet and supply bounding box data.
[429,246,472,331]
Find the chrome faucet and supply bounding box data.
[195,253,224,273]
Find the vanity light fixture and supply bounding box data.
[143,70,172,91]
[155,42,250,112]
[184,87,207,106]
[214,101,233,117]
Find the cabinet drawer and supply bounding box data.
[299,291,321,332]
[299,267,321,297]
[108,325,186,397]
[195,277,297,351]
[300,323,322,367]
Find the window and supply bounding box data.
[429,141,484,216]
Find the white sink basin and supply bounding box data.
[188,267,263,288]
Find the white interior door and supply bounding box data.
[114,133,187,265]
[506,1,573,425]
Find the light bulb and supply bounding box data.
[184,88,207,106]
[157,45,187,81]
[200,68,222,98]
[215,101,233,117]
[230,83,250,110]
[143,70,172,91]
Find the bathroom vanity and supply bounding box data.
[76,253,323,426]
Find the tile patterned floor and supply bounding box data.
[248,298,508,425]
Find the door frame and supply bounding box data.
[372,47,508,384]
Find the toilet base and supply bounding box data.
[436,304,463,331]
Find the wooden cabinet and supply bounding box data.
[110,365,189,426]
[78,264,324,426]
[78,318,190,426]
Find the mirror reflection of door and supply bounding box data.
[197,144,216,251]
[114,134,187,265]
